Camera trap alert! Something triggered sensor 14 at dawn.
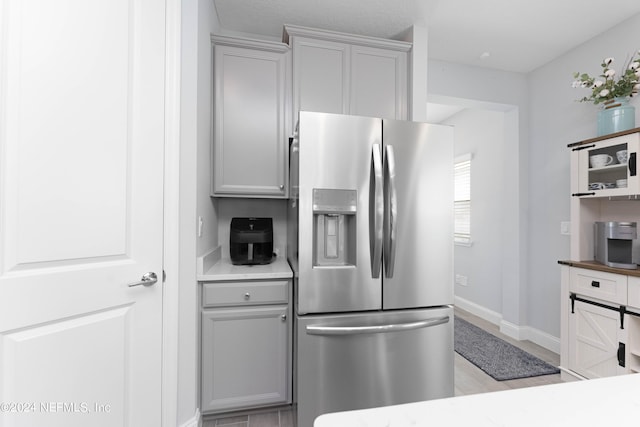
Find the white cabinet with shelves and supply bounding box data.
[284,25,410,123]
[200,275,292,414]
[570,129,640,198]
[211,35,290,198]
[561,129,640,381]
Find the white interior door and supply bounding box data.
[0,1,165,426]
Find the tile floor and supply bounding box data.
[203,407,295,427]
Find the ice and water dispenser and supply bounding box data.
[594,221,638,269]
[312,189,357,267]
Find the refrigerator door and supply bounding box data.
[382,120,454,309]
[297,112,383,314]
[296,306,454,427]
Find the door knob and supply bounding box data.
[128,272,158,287]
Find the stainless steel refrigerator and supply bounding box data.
[287,111,454,427]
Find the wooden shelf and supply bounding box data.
[558,260,640,277]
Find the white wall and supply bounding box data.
[178,0,220,425]
[430,13,640,346]
[527,13,640,338]
[445,109,506,315]
[428,61,530,334]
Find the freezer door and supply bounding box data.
[382,120,454,309]
[296,306,454,427]
[297,112,383,314]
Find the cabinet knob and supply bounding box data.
[281,314,287,321]
[244,292,250,300]
[279,184,284,191]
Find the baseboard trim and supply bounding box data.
[179,408,201,427]
[499,320,560,354]
[454,296,502,326]
[455,296,560,355]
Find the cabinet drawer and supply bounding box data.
[628,276,640,309]
[203,280,288,307]
[570,268,627,304]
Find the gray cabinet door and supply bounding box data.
[201,305,291,413]
[292,37,349,118]
[288,26,409,125]
[350,45,407,120]
[212,39,288,197]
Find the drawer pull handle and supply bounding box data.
[591,280,600,288]
[281,314,287,321]
[244,292,250,300]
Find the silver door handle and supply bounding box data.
[369,143,384,278]
[306,315,449,336]
[384,144,397,278]
[128,272,158,287]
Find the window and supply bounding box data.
[454,154,471,245]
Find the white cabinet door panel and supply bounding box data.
[0,0,165,426]
[568,300,627,379]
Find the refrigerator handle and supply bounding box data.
[369,143,384,278]
[306,315,450,336]
[384,144,398,278]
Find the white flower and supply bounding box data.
[604,69,616,78]
[599,89,610,97]
[571,80,580,88]
[629,61,640,70]
[593,80,604,87]
[604,57,614,65]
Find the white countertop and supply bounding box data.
[198,254,292,281]
[314,374,640,426]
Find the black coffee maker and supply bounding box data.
[230,217,274,265]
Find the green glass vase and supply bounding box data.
[597,97,636,136]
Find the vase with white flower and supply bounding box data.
[572,52,640,136]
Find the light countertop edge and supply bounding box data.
[197,253,292,281]
[314,374,640,426]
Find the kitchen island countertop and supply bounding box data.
[314,374,640,426]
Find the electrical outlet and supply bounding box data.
[455,274,468,286]
[560,221,570,235]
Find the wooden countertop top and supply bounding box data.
[558,259,640,277]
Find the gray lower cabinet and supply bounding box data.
[200,280,292,414]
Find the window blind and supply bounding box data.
[454,155,471,245]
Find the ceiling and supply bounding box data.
[213,0,640,74]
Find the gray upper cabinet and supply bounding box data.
[211,36,289,198]
[284,25,410,123]
[350,45,407,120]
[291,37,349,116]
